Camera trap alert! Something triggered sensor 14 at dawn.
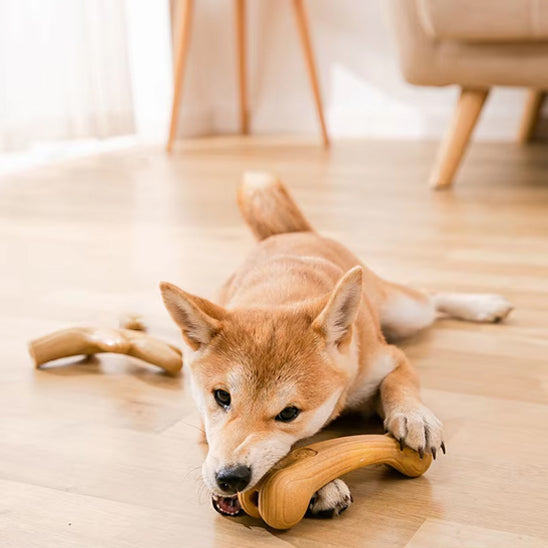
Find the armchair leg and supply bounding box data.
[517,89,546,144]
[167,0,194,153]
[235,0,249,134]
[291,0,329,147]
[430,88,489,189]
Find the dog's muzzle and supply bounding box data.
[211,464,251,516]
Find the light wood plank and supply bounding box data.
[1,137,547,546]
[406,519,546,548]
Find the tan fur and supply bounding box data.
[161,173,510,503]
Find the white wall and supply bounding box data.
[125,0,173,141]
[174,0,545,141]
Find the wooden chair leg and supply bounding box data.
[290,0,329,147]
[167,0,194,153]
[517,89,546,144]
[234,0,249,134]
[430,88,489,189]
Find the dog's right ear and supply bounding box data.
[312,266,363,349]
[159,282,226,350]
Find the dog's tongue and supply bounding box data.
[212,495,242,516]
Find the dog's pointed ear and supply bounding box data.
[160,282,226,350]
[312,266,363,348]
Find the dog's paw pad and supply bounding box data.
[306,479,353,519]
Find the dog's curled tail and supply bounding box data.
[238,172,313,241]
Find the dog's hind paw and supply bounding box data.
[306,479,353,519]
[434,293,513,323]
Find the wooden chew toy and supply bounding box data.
[29,327,182,374]
[238,434,432,529]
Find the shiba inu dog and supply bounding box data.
[160,173,513,518]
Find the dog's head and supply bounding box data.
[160,267,362,514]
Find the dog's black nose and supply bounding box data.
[215,465,252,494]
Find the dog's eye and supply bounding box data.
[213,389,231,409]
[275,406,300,422]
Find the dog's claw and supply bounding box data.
[441,441,446,454]
[418,447,424,459]
[399,438,405,451]
[432,447,437,460]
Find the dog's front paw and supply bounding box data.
[385,404,445,458]
[306,479,353,519]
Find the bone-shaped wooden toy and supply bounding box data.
[29,327,182,374]
[238,434,432,529]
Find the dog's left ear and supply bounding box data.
[160,282,227,350]
[312,266,363,348]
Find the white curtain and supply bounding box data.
[0,0,134,152]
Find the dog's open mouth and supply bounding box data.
[211,494,243,516]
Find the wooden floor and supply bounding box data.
[1,137,547,547]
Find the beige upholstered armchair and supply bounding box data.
[388,0,548,188]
